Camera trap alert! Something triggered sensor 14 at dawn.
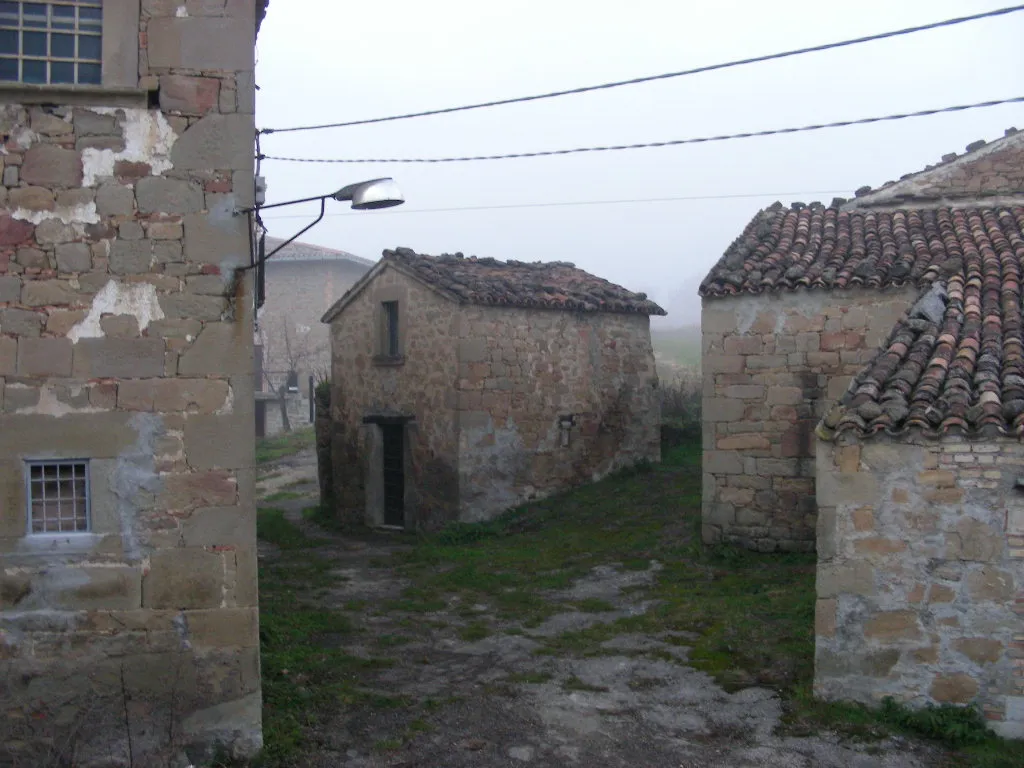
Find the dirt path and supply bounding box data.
[255,450,946,768]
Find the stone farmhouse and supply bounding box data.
[322,247,664,530]
[0,1,266,763]
[255,236,371,436]
[699,127,1024,552]
[700,128,1024,735]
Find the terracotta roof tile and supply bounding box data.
[383,247,666,315]
[699,203,984,297]
[817,206,1024,439]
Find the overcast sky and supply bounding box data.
[254,0,1024,326]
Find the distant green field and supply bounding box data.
[651,325,701,370]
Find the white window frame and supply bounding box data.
[25,458,91,536]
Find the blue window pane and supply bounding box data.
[23,31,45,56]
[77,61,99,84]
[0,1,17,13]
[23,3,46,27]
[23,59,45,83]
[53,6,74,18]
[78,33,100,60]
[51,33,73,57]
[51,60,72,83]
[0,57,16,80]
[0,29,17,54]
[79,7,101,29]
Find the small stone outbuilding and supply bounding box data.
[321,248,664,530]
[699,127,1024,553]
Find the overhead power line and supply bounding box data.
[260,96,1024,165]
[259,190,854,221]
[258,4,1024,135]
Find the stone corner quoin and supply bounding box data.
[0,3,264,764]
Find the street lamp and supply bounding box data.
[236,177,405,268]
[235,177,404,309]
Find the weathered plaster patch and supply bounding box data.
[12,385,103,417]
[176,5,188,16]
[12,201,100,226]
[68,280,164,342]
[110,413,164,561]
[81,108,176,187]
[215,384,235,416]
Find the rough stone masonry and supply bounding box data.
[816,434,1024,738]
[0,2,264,764]
[700,287,916,551]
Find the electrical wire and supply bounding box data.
[258,4,1024,135]
[260,96,1024,164]
[258,190,856,221]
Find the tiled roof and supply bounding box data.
[818,206,1024,439]
[383,248,665,315]
[699,203,986,298]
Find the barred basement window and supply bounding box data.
[0,1,102,85]
[26,459,90,534]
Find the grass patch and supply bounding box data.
[393,439,817,710]
[256,511,400,766]
[457,621,491,642]
[574,598,617,613]
[257,508,321,550]
[256,427,315,464]
[302,503,346,532]
[262,490,306,503]
[506,670,554,684]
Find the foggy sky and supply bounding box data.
[254,0,1024,326]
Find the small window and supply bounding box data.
[286,370,299,392]
[0,1,103,86]
[382,301,400,357]
[26,459,89,534]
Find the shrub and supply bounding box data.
[660,369,701,447]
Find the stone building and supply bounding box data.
[255,236,371,436]
[699,127,1024,552]
[815,213,1024,736]
[0,1,266,763]
[322,248,664,530]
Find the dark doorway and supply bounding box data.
[382,424,405,527]
[255,400,266,438]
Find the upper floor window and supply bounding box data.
[0,1,102,86]
[26,459,90,534]
[382,301,400,357]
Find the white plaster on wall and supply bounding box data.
[81,108,177,188]
[68,280,165,342]
[12,201,100,226]
[11,385,103,417]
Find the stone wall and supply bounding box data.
[456,306,660,521]
[327,265,460,530]
[701,287,916,551]
[258,390,310,437]
[815,434,1024,738]
[848,129,1024,207]
[260,257,369,385]
[0,3,260,764]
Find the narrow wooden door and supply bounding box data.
[381,425,405,527]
